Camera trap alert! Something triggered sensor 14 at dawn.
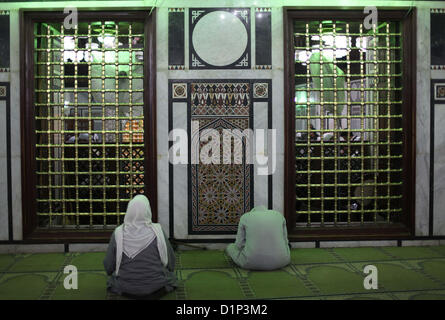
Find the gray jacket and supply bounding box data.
[103,230,178,296]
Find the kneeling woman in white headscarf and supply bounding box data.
[103,195,177,299]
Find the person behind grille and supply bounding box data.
[103,195,177,299]
[226,206,291,271]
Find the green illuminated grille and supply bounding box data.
[34,21,146,229]
[294,20,404,226]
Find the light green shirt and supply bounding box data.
[226,206,291,270]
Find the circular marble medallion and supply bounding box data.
[192,11,248,67]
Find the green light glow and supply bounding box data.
[295,89,307,110]
[1,0,441,11]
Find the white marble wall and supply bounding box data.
[0,14,11,241]
[253,101,269,208]
[155,5,282,240]
[157,2,445,239]
[270,8,285,217]
[434,105,445,235]
[0,10,22,241]
[403,240,440,246]
[0,100,8,240]
[320,241,398,248]
[430,3,445,236]
[69,244,108,252]
[10,10,22,240]
[431,7,445,236]
[416,7,432,236]
[0,244,64,254]
[171,101,189,239]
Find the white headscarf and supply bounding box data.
[114,195,168,275]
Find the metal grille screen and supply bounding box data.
[34,21,146,229]
[293,20,404,226]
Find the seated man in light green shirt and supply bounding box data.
[226,206,291,270]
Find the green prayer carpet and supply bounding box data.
[0,246,445,300]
